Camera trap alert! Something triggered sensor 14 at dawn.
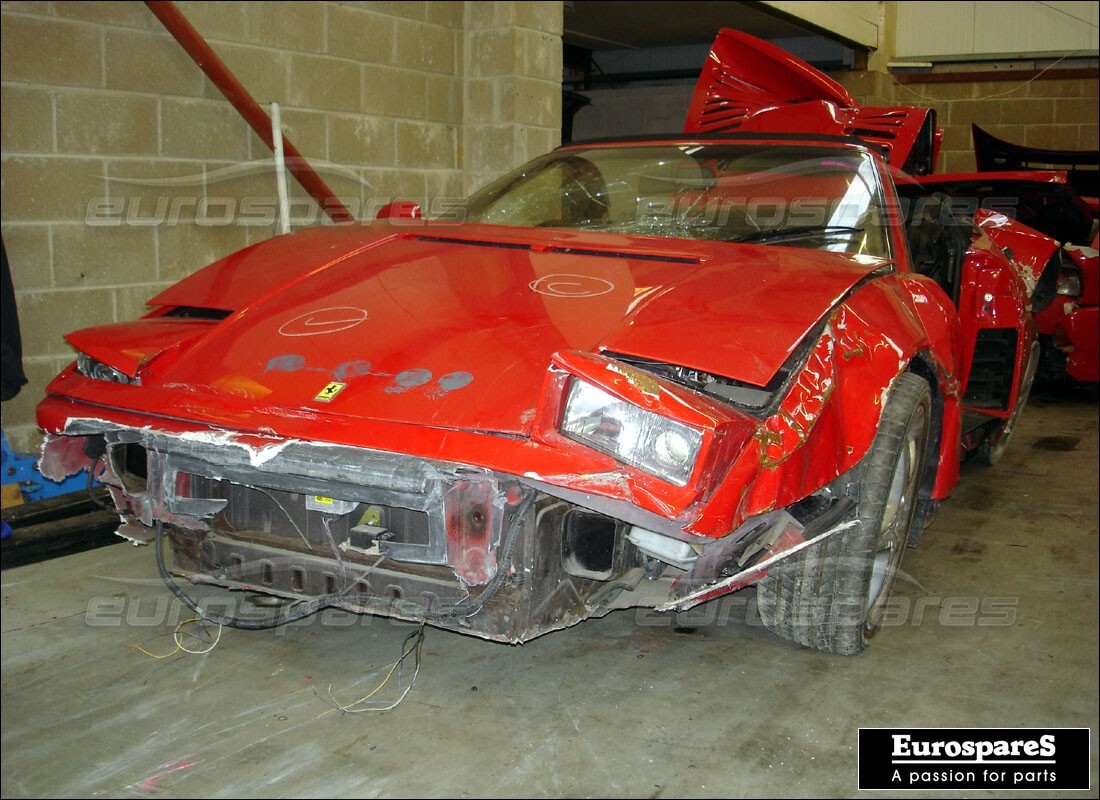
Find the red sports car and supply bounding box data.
[903,169,1098,387]
[36,30,1057,654]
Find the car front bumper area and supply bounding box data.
[37,398,857,643]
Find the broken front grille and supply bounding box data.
[66,423,651,641]
[190,476,441,564]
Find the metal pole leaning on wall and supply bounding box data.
[144,1,356,224]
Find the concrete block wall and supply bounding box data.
[0,1,563,450]
[835,70,1099,174]
[463,1,563,193]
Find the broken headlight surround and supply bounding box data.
[559,377,703,486]
[76,353,137,385]
[607,352,775,412]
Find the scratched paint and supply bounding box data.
[529,274,615,297]
[385,368,433,394]
[426,371,475,398]
[438,371,474,391]
[333,360,374,381]
[265,354,307,373]
[173,428,297,467]
[264,355,474,400]
[277,306,368,337]
[606,363,661,397]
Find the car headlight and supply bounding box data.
[1056,270,1082,297]
[76,353,135,384]
[559,377,702,485]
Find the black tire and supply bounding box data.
[757,373,932,655]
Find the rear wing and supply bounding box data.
[973,124,1099,198]
[685,29,941,175]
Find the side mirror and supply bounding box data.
[376,201,422,220]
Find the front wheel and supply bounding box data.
[757,373,932,655]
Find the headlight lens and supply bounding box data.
[76,353,135,384]
[1056,270,1082,297]
[559,378,702,485]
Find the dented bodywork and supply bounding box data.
[36,30,1055,650]
[904,170,1099,387]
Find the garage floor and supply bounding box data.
[2,388,1097,799]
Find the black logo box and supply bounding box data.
[858,728,1091,791]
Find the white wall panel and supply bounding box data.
[762,1,881,48]
[896,1,1100,61]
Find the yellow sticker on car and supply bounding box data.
[315,381,346,401]
[313,495,333,505]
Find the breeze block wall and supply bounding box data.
[835,69,1099,174]
[0,0,564,450]
[462,1,563,193]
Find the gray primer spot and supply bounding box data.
[385,368,432,393]
[266,354,306,372]
[396,368,432,387]
[438,371,474,391]
[334,360,373,381]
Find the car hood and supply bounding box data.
[73,223,888,436]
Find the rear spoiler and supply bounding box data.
[684,29,941,175]
[973,124,1099,198]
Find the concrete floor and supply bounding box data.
[2,388,1097,799]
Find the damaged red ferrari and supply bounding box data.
[900,169,1098,388]
[36,30,1058,654]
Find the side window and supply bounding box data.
[899,190,970,303]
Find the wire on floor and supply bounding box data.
[130,617,224,659]
[319,622,426,714]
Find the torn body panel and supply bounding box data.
[39,415,867,642]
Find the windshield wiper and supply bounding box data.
[730,225,865,245]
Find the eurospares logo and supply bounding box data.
[858,728,1090,790]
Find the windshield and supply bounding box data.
[464,143,893,259]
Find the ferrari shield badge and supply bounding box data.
[314,381,346,402]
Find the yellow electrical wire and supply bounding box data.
[319,622,426,715]
[130,617,223,659]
